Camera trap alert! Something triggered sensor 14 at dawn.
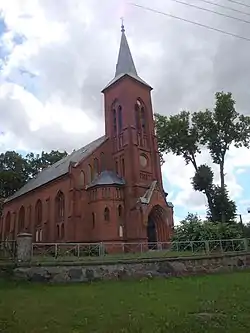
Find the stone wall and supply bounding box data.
[12,252,250,283]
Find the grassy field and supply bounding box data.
[1,272,250,333]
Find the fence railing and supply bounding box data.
[31,238,250,262]
[0,240,16,260]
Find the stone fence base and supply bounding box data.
[12,252,250,283]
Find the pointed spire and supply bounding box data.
[115,20,138,77]
[101,23,152,92]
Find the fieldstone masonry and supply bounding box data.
[12,252,250,283]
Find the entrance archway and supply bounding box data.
[147,215,157,248]
[147,205,167,249]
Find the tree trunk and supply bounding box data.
[220,158,226,224]
[204,189,215,221]
[190,155,216,222]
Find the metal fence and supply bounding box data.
[0,240,16,260]
[31,238,250,262]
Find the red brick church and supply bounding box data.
[1,25,174,245]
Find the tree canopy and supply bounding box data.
[172,213,242,242]
[155,92,250,223]
[0,149,67,216]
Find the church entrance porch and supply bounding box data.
[146,205,169,250]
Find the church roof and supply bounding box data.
[5,136,107,203]
[87,170,125,188]
[102,25,152,91]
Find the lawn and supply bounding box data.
[1,272,250,333]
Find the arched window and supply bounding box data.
[35,200,42,227]
[61,223,65,239]
[112,100,122,136]
[88,164,93,183]
[5,212,11,239]
[93,158,99,178]
[92,213,95,229]
[141,107,146,130]
[57,225,60,239]
[79,170,85,187]
[118,105,122,133]
[34,200,43,242]
[104,207,110,222]
[135,99,146,132]
[113,108,117,134]
[100,152,105,171]
[55,191,65,223]
[18,206,25,233]
[118,205,123,218]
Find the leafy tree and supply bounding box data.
[0,198,4,217]
[0,151,29,199]
[155,112,215,219]
[242,222,250,238]
[172,213,242,243]
[26,150,67,177]
[192,164,236,223]
[207,186,237,223]
[192,92,250,222]
[155,111,200,167]
[0,150,67,202]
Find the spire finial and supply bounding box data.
[120,17,125,32]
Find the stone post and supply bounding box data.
[17,233,32,263]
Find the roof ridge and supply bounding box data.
[5,135,107,203]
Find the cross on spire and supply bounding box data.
[115,20,137,76]
[121,17,125,32]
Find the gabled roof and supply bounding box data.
[137,181,174,208]
[87,170,125,189]
[5,136,107,203]
[102,25,152,92]
[103,72,152,91]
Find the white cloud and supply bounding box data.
[0,0,250,219]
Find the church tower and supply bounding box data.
[102,24,163,190]
[102,24,173,243]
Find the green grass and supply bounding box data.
[1,272,250,333]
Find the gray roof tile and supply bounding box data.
[87,170,125,188]
[115,30,137,77]
[6,135,107,203]
[102,29,152,91]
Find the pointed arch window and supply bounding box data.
[55,191,65,223]
[88,164,93,183]
[92,212,95,229]
[79,170,85,188]
[35,200,43,242]
[113,108,117,135]
[55,191,65,241]
[135,99,147,132]
[118,205,123,218]
[118,105,122,133]
[104,207,110,222]
[18,206,25,233]
[112,100,122,136]
[35,200,43,227]
[61,223,65,239]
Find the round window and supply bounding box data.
[140,154,148,168]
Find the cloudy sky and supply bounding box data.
[1,0,250,223]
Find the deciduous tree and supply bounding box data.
[192,92,250,222]
[0,150,67,202]
[155,112,215,219]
